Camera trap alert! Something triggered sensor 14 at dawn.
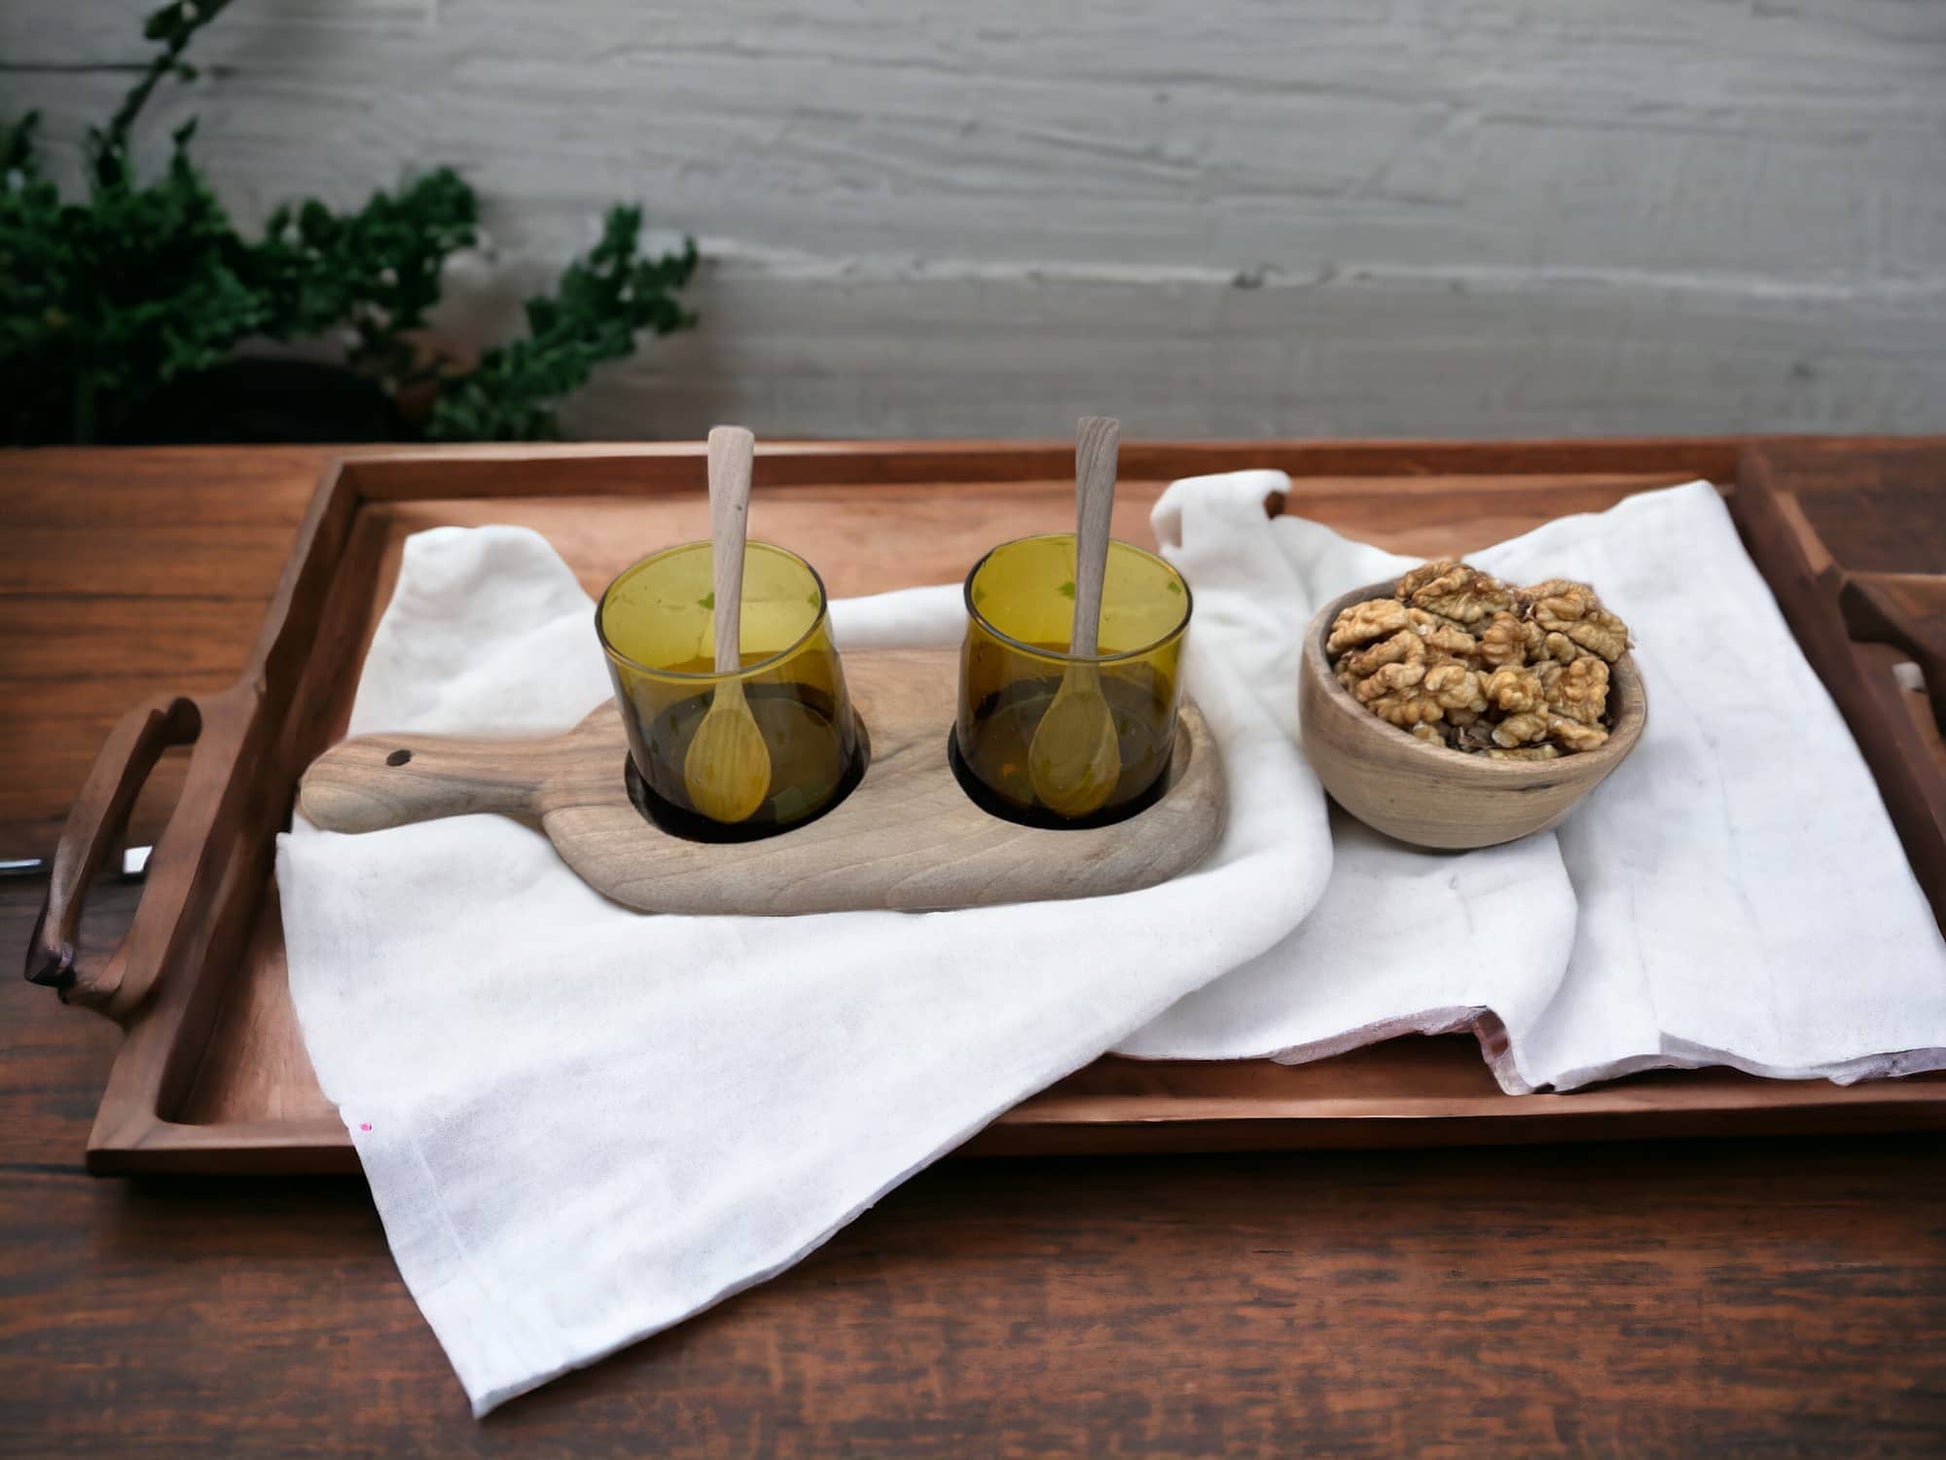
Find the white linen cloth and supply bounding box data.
[278,527,1331,1415]
[1117,477,1946,1091]
[279,476,1946,1414]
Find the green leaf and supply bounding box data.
[424,207,698,442]
[2,111,41,177]
[698,591,715,610]
[1057,581,1076,599]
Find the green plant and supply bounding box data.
[426,207,700,442]
[0,0,698,445]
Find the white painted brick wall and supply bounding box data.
[7,0,1944,438]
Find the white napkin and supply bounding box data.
[278,529,1333,1415]
[1120,476,1946,1092]
[280,476,1946,1414]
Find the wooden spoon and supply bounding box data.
[681,425,772,823]
[1027,416,1122,818]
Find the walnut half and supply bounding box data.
[1396,561,1516,627]
[1327,559,1630,758]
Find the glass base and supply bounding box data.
[625,731,870,845]
[946,727,1172,831]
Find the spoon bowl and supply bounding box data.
[1026,663,1120,818]
[683,675,772,823]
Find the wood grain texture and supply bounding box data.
[1841,574,1946,731]
[0,447,334,850]
[1068,418,1119,660]
[6,889,1946,1454]
[7,445,1946,1451]
[31,440,1946,1177]
[5,2,1945,438]
[24,693,204,1003]
[1299,581,1647,849]
[299,650,1225,915]
[703,424,756,677]
[1731,441,1946,927]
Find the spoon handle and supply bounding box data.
[707,425,757,673]
[1071,416,1120,658]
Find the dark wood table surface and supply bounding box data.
[5,447,1946,1457]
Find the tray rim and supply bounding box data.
[1728,443,1946,927]
[61,434,1946,1174]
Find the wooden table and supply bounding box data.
[6,446,1946,1455]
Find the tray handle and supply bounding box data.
[24,693,206,1013]
[1838,572,1946,733]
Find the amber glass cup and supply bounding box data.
[954,533,1192,828]
[596,542,866,842]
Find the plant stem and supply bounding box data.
[97,0,233,179]
[103,60,176,160]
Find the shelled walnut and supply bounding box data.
[1327,561,1631,756]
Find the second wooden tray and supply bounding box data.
[297,648,1225,914]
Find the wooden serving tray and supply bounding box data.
[28,439,1946,1173]
[297,650,1225,915]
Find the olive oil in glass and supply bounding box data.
[598,542,865,842]
[955,534,1191,828]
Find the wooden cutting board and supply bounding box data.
[297,648,1225,914]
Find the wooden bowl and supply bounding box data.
[1299,581,1647,849]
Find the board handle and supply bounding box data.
[25,692,206,1012]
[299,731,551,834]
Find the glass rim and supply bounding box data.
[595,539,833,683]
[963,532,1194,667]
